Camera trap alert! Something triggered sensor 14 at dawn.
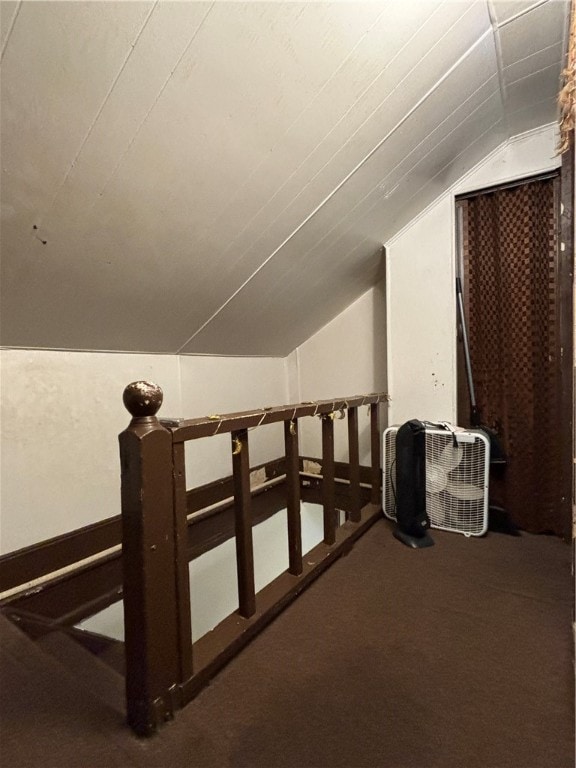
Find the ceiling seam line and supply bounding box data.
[495,0,550,29]
[487,1,510,139]
[302,85,503,265]
[328,104,506,257]
[182,2,392,259]
[0,0,22,62]
[304,70,501,259]
[190,0,475,286]
[183,1,433,263]
[91,2,215,205]
[503,40,562,71]
[177,29,494,352]
[37,1,160,225]
[385,118,508,248]
[387,120,558,247]
[506,60,563,87]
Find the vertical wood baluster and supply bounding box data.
[284,419,303,575]
[232,429,256,618]
[348,407,361,522]
[322,415,336,544]
[171,441,193,681]
[370,402,381,505]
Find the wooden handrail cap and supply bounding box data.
[123,381,163,417]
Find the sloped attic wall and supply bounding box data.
[386,124,560,427]
[288,277,388,465]
[0,0,569,356]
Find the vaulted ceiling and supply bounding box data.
[0,0,569,355]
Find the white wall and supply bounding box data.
[0,349,289,553]
[289,278,388,464]
[179,355,289,487]
[0,349,181,553]
[0,334,383,554]
[385,124,560,427]
[78,501,327,642]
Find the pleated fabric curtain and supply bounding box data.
[460,177,565,536]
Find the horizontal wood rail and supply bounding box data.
[0,458,373,618]
[119,382,388,736]
[161,393,386,442]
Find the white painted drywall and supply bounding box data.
[178,354,289,487]
[0,349,290,553]
[187,501,326,641]
[290,278,388,464]
[77,501,326,643]
[385,124,560,428]
[0,349,181,553]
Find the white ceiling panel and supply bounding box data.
[488,0,548,27]
[44,2,213,228]
[365,115,506,242]
[248,76,499,281]
[306,35,499,228]
[0,1,569,355]
[0,0,157,348]
[64,3,388,331]
[182,241,385,356]
[167,2,439,273]
[228,1,490,243]
[301,81,502,266]
[505,63,563,112]
[0,1,153,207]
[503,40,564,82]
[174,0,494,343]
[497,0,568,66]
[182,89,505,356]
[506,95,559,134]
[0,0,20,54]
[320,95,505,268]
[171,2,463,281]
[225,35,499,283]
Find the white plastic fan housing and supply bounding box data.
[382,424,490,537]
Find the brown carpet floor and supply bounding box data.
[1,519,573,768]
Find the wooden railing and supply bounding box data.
[119,381,388,736]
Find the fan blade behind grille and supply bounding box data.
[440,442,464,471]
[445,481,484,501]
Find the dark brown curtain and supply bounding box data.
[460,178,565,535]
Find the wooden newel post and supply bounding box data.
[119,381,181,736]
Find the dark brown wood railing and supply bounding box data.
[119,381,388,736]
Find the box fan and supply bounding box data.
[383,424,490,538]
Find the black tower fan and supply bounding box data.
[394,419,434,548]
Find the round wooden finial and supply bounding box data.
[123,381,163,418]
